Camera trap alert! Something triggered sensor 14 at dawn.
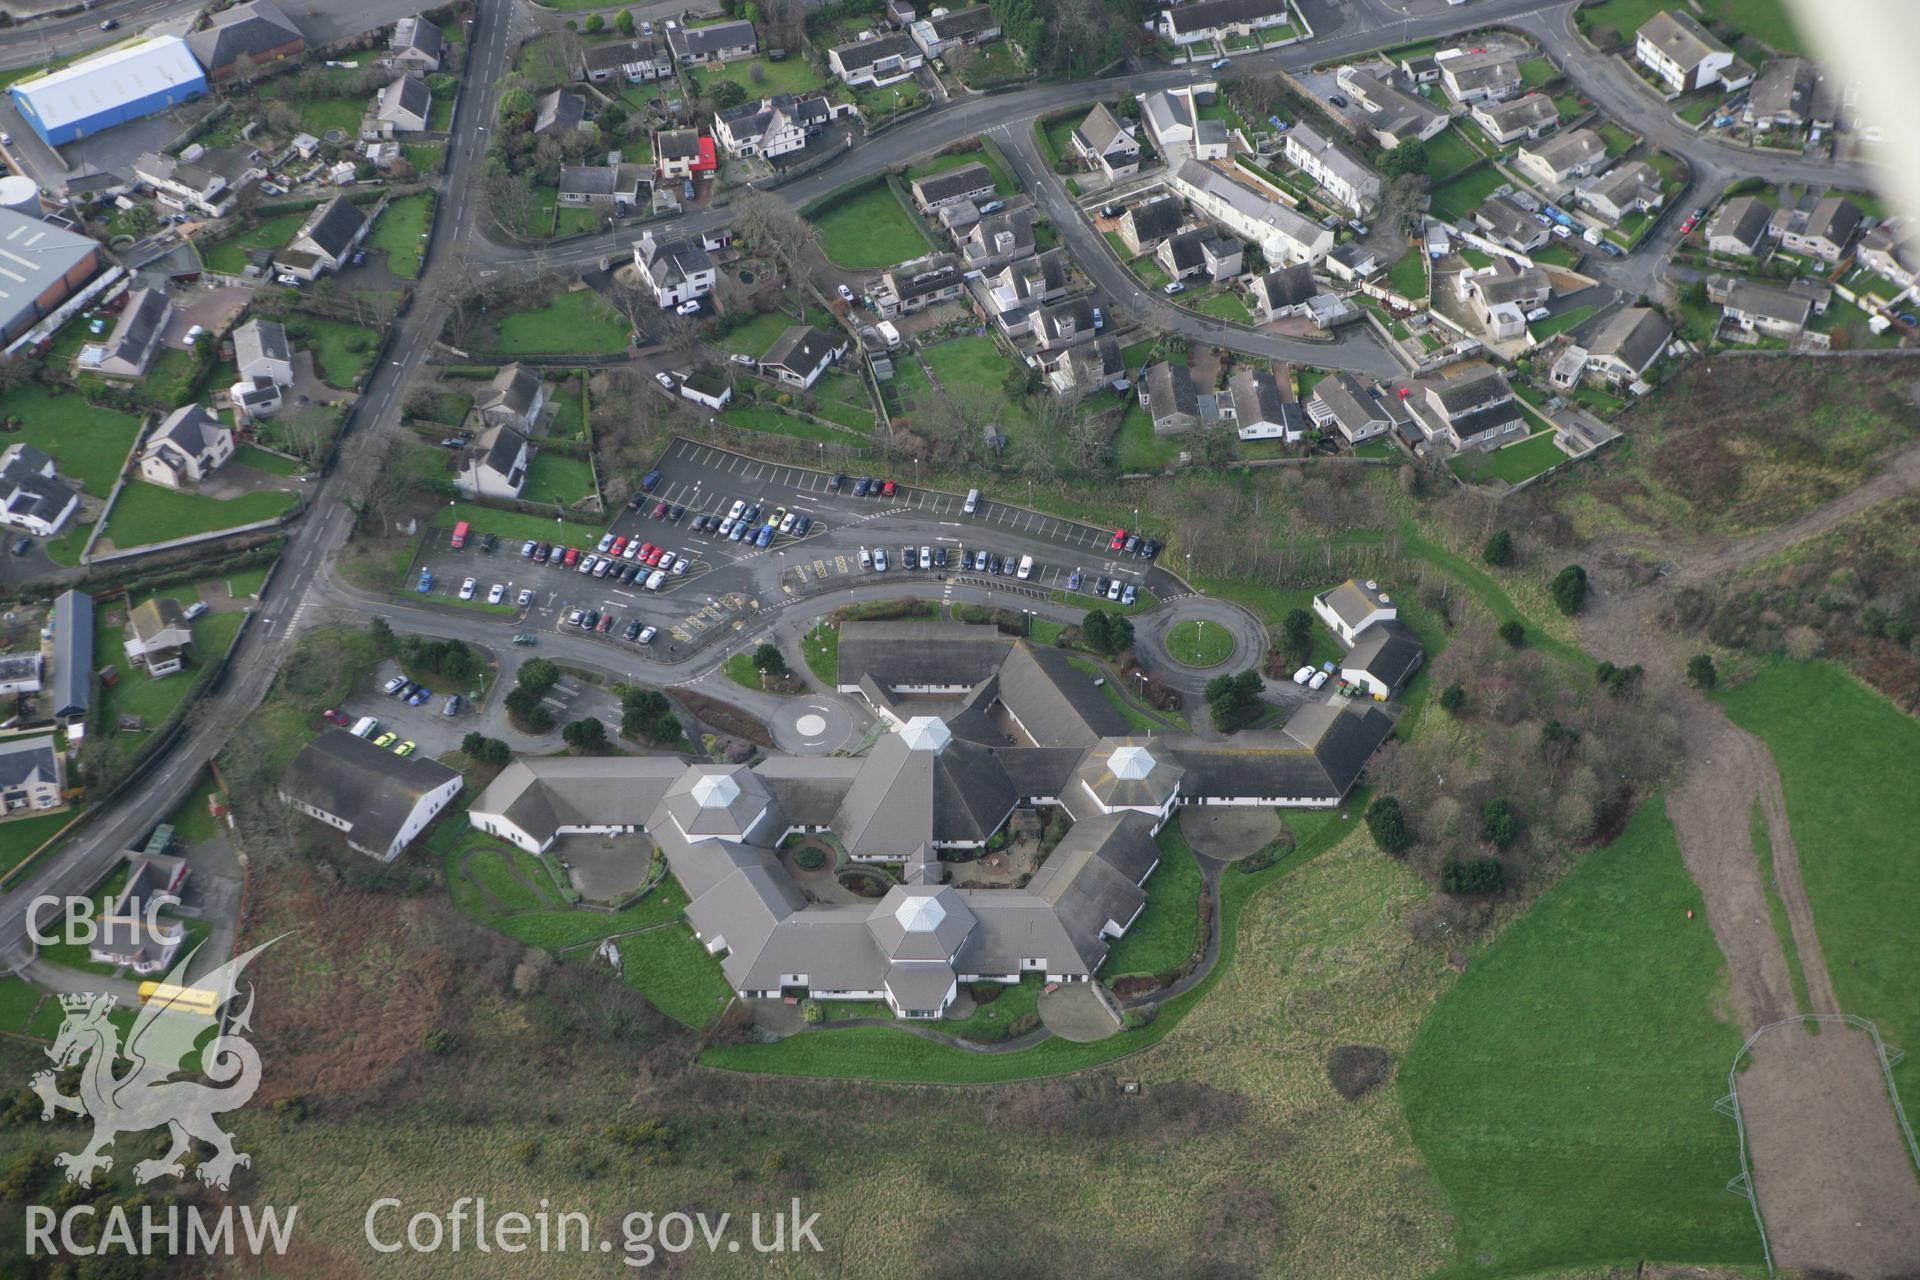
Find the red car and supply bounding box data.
[881,480,897,497]
[638,542,655,560]
[652,500,670,518]
[562,547,580,567]
[1110,528,1127,550]
[610,536,628,556]
[323,708,351,726]
[647,547,666,566]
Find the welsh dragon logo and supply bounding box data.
[30,939,277,1190]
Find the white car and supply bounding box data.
[675,299,701,315]
[1309,670,1331,690]
[637,625,657,645]
[458,577,476,600]
[516,588,534,607]
[1525,306,1552,322]
[858,546,872,569]
[383,675,408,695]
[837,284,855,303]
[1162,281,1185,296]
[779,511,797,535]
[671,556,690,575]
[565,608,584,627]
[182,324,205,347]
[1106,579,1122,601]
[873,548,889,572]
[597,532,616,552]
[487,583,505,604]
[727,499,746,521]
[577,554,597,574]
[654,372,676,390]
[1292,666,1315,685]
[645,570,667,590]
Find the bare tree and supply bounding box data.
[728,192,820,304]
[761,0,806,51]
[275,406,338,462]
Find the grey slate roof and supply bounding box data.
[1251,263,1316,311]
[97,287,170,370]
[0,734,58,789]
[1343,619,1423,690]
[1142,361,1200,427]
[534,89,584,133]
[185,0,302,72]
[295,196,367,260]
[0,446,77,534]
[482,757,685,848]
[233,316,288,369]
[1709,195,1772,251]
[761,324,841,377]
[838,620,1012,689]
[832,31,919,72]
[992,643,1128,747]
[667,19,758,60]
[50,590,92,719]
[1586,306,1671,372]
[1122,195,1184,245]
[1074,102,1131,154]
[150,404,221,456]
[280,729,459,855]
[911,162,995,207]
[479,362,543,417]
[1165,0,1291,37]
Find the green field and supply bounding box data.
[802,619,839,686]
[521,452,597,506]
[1164,618,1236,667]
[103,480,300,549]
[93,604,246,738]
[201,209,307,275]
[811,183,927,270]
[1401,801,1761,1276]
[232,444,304,477]
[1447,430,1566,486]
[286,314,381,389]
[1386,250,1428,300]
[921,335,1043,453]
[1193,290,1253,324]
[367,192,435,279]
[0,384,141,497]
[1422,126,1486,180]
[685,56,831,99]
[0,809,79,879]
[1579,0,1804,53]
[492,290,629,356]
[1717,661,1920,1115]
[1101,823,1203,978]
[292,95,366,138]
[719,405,866,445]
[433,501,601,549]
[1429,166,1506,222]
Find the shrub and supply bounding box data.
[793,846,827,871]
[752,643,788,677]
[1550,564,1589,615]
[1365,795,1411,855]
[1481,529,1515,566]
[1481,797,1518,850]
[1381,138,1427,176]
[1438,683,1465,714]
[1687,653,1717,690]
[1082,608,1134,655]
[1204,669,1264,732]
[517,658,560,695]
[969,982,1004,1004]
[1498,619,1526,647]
[424,1028,456,1055]
[1326,1045,1393,1100]
[563,717,609,754]
[1441,857,1506,895]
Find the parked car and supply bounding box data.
[580,610,600,630]
[755,524,775,548]
[564,609,584,626]
[880,480,896,497]
[793,516,811,536]
[1099,203,1123,218]
[1106,579,1122,601]
[417,570,434,593]
[596,613,614,633]
[1067,568,1083,592]
[838,284,855,303]
[1292,666,1315,684]
[624,619,644,640]
[1328,93,1349,108]
[521,539,538,558]
[444,695,462,716]
[654,371,676,390]
[1347,219,1369,236]
[394,740,416,756]
[458,577,476,600]
[1161,281,1185,295]
[516,588,534,608]
[652,500,670,518]
[183,601,209,621]
[645,570,667,590]
[742,502,762,524]
[383,675,408,695]
[859,546,872,568]
[1110,528,1127,550]
[671,556,690,575]
[1121,583,1137,606]
[668,504,685,521]
[324,708,352,726]
[1140,539,1160,560]
[407,687,431,706]
[1123,534,1140,555]
[675,299,701,316]
[637,625,657,645]
[1210,57,1230,71]
[486,583,505,604]
[1309,670,1330,690]
[933,546,947,568]
[828,473,845,490]
[1525,306,1552,322]
[597,532,617,553]
[374,732,398,749]
[979,200,1005,215]
[778,510,796,535]
[641,470,662,491]
[730,352,756,366]
[873,548,889,571]
[854,476,872,496]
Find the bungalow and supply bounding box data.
[1473,194,1550,253]
[1514,127,1607,190]
[1137,83,1229,166]
[1772,196,1862,263]
[1161,0,1294,48]
[76,286,171,380]
[1336,66,1448,149]
[1579,160,1663,225]
[875,253,966,316]
[0,447,77,538]
[1306,372,1407,447]
[1399,366,1527,451]
[1227,366,1302,441]
[634,230,717,307]
[557,162,652,213]
[910,162,996,213]
[1283,122,1381,215]
[959,209,1035,272]
[714,92,851,160]
[274,196,369,281]
[1705,195,1773,257]
[1437,49,1521,103]
[389,15,445,74]
[1139,362,1200,435]
[1400,54,1440,84]
[1324,241,1380,283]
[1583,306,1672,385]
[1857,217,1919,291]
[1472,93,1558,145]
[909,5,1000,58]
[0,736,63,817]
[678,372,733,411]
[458,425,529,499]
[1313,577,1396,646]
[581,38,672,84]
[139,404,234,489]
[475,363,547,431]
[759,325,847,390]
[124,597,193,678]
[1746,56,1819,130]
[88,852,189,974]
[666,18,758,65]
[1717,277,1828,341]
[1634,10,1740,94]
[1071,104,1140,182]
[1156,227,1244,283]
[186,0,304,82]
[1047,336,1123,395]
[532,89,586,136]
[828,31,923,88]
[1116,195,1184,255]
[280,729,463,862]
[1169,159,1333,265]
[375,75,432,133]
[234,317,294,386]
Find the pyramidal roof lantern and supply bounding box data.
[691,771,743,809]
[898,715,951,753]
[1109,743,1156,780]
[894,892,948,933]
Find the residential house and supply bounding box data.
[653,129,716,181]
[1401,54,1440,83]
[1035,297,1099,353]
[1341,619,1424,700]
[389,15,445,73]
[133,146,262,217]
[1634,10,1738,93]
[886,0,917,27]
[1284,122,1381,214]
[1070,103,1140,181]
[1549,343,1589,391]
[1514,127,1607,190]
[1579,160,1663,225]
[185,0,304,81]
[759,325,847,391]
[1746,56,1819,130]
[139,404,234,489]
[665,19,758,65]
[1336,66,1448,149]
[713,92,851,159]
[678,373,732,411]
[476,363,547,431]
[1306,372,1406,447]
[1314,577,1397,646]
[1472,93,1558,144]
[1227,366,1302,441]
[580,38,672,84]
[1137,82,1229,166]
[557,162,652,212]
[1437,48,1521,103]
[828,32,924,88]
[634,230,717,307]
[1161,0,1294,48]
[234,317,294,386]
[1857,217,1919,291]
[532,89,585,136]
[909,5,1000,58]
[458,424,530,499]
[1116,195,1184,255]
[50,591,92,728]
[76,287,171,379]
[958,209,1035,272]
[1716,276,1829,342]
[88,852,189,974]
[0,653,42,698]
[1772,196,1862,262]
[1170,159,1333,265]
[124,597,194,678]
[273,196,369,281]
[1462,259,1550,340]
[0,446,78,537]
[1473,194,1550,252]
[280,728,464,862]
[984,249,1070,333]
[1706,195,1773,257]
[0,736,63,817]
[1156,227,1244,283]
[230,377,282,422]
[1583,305,1672,385]
[909,162,996,213]
[1139,361,1200,435]
[373,75,432,134]
[1399,366,1527,451]
[875,253,966,316]
[1324,240,1380,283]
[1047,336,1123,395]
[1248,263,1316,321]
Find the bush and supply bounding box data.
[1498,619,1526,647]
[461,732,511,766]
[1203,669,1264,733]
[1082,608,1134,656]
[1550,564,1589,615]
[563,717,609,754]
[1282,607,1314,660]
[1481,797,1518,850]
[793,846,827,871]
[1366,795,1411,855]
[1687,653,1717,690]
[1481,529,1515,567]
[1441,857,1506,895]
[517,658,560,695]
[1381,138,1427,176]
[1438,683,1465,714]
[1327,1044,1393,1100]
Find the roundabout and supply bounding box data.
[770,697,859,755]
[1163,618,1237,668]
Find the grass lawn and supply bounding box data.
[286,314,381,389]
[1422,127,1485,180]
[367,192,435,279]
[291,95,366,139]
[0,809,78,879]
[1164,618,1235,667]
[719,304,833,358]
[1194,290,1253,324]
[1580,0,1803,53]
[1430,165,1506,223]
[1518,56,1558,87]
[0,384,141,497]
[552,205,600,237]
[1599,121,1638,156]
[802,619,838,686]
[103,480,299,549]
[1386,250,1428,300]
[1529,304,1596,340]
[1401,801,1762,1276]
[1447,430,1565,485]
[920,335,1049,457]
[492,290,628,356]
[232,444,304,476]
[721,651,761,692]
[719,405,866,445]
[810,182,927,270]
[521,452,597,506]
[1098,823,1203,979]
[685,56,830,99]
[905,144,1016,198]
[616,923,736,1027]
[93,604,245,741]
[806,370,877,430]
[955,39,1026,88]
[200,209,306,275]
[432,502,602,551]
[1717,660,1920,1116]
[1113,400,1183,473]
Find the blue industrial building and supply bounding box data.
[9,37,207,148]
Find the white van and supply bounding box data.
[1582,224,1605,246]
[1016,554,1034,580]
[964,488,980,515]
[350,716,379,739]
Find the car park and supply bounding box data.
[458,577,476,600]
[1110,528,1127,550]
[444,695,462,716]
[522,539,538,558]
[854,476,872,496]
[596,614,614,634]
[1292,666,1315,684]
[597,533,616,553]
[880,480,896,497]
[671,556,690,575]
[756,525,776,547]
[487,584,505,604]
[645,570,667,590]
[873,548,889,571]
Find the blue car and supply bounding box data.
[417,570,433,593]
[408,687,432,706]
[755,523,775,547]
[641,470,662,492]
[729,521,748,541]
